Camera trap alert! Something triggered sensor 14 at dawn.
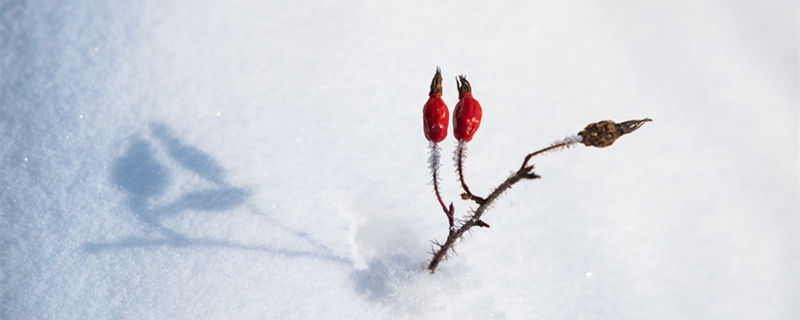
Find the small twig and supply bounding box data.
[428,118,651,272]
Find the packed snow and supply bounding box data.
[2,0,797,319]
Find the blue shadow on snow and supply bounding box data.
[84,122,349,266]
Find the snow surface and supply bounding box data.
[2,0,798,319]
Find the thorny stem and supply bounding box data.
[427,118,652,273]
[428,147,543,272]
[455,142,485,205]
[428,173,532,271]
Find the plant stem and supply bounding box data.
[519,141,571,172]
[431,150,447,214]
[429,143,454,227]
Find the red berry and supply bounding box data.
[423,68,449,143]
[453,76,482,142]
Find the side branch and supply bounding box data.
[455,142,485,205]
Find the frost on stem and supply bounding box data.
[428,142,454,228]
[427,118,652,273]
[428,142,441,175]
[555,134,583,146]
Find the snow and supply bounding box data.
[2,0,797,319]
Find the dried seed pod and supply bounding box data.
[579,118,652,148]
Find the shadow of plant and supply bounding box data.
[350,255,419,302]
[102,123,248,238]
[83,122,348,266]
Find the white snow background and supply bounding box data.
[2,0,797,319]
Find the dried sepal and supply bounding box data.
[429,67,443,95]
[456,75,472,97]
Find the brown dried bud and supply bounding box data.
[456,75,472,97]
[579,118,652,148]
[429,67,443,95]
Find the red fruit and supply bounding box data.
[423,68,449,143]
[453,75,482,142]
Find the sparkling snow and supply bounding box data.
[2,0,797,319]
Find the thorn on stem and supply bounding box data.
[447,202,455,228]
[524,173,541,180]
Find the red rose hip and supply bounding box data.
[423,68,449,143]
[453,75,482,142]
